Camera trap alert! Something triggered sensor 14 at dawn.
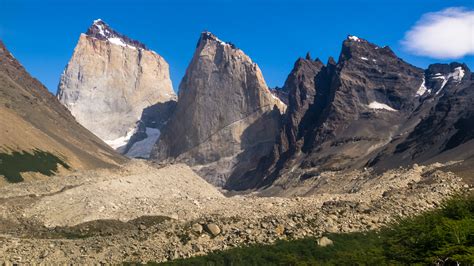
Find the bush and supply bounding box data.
[0,149,69,182]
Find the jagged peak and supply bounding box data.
[327,56,337,66]
[340,35,399,62]
[197,31,237,49]
[85,19,147,50]
[427,62,470,75]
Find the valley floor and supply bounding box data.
[0,160,469,264]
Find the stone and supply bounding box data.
[275,224,285,235]
[191,223,203,234]
[326,226,339,233]
[205,223,221,236]
[317,236,334,247]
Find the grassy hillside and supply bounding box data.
[150,194,474,265]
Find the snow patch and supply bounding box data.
[203,32,230,47]
[105,128,136,149]
[126,128,161,158]
[348,35,360,42]
[360,57,369,61]
[416,77,429,96]
[108,37,126,46]
[433,66,465,95]
[368,101,397,112]
[452,66,465,81]
[107,37,137,50]
[94,23,106,38]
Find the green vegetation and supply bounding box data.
[0,149,69,182]
[143,194,474,265]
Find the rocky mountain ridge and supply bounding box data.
[239,35,473,191]
[9,21,472,191]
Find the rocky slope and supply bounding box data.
[57,19,176,155]
[0,160,467,264]
[152,32,286,187]
[0,41,126,184]
[244,36,473,191]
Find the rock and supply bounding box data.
[205,223,221,236]
[191,223,203,234]
[152,31,285,188]
[138,224,147,231]
[40,250,49,259]
[241,55,324,186]
[326,226,339,233]
[275,224,285,235]
[57,19,176,155]
[317,236,334,247]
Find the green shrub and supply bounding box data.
[0,149,69,182]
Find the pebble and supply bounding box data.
[191,223,203,234]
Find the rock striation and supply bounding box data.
[152,32,285,187]
[57,19,176,153]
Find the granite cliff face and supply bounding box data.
[152,32,285,187]
[0,41,126,184]
[57,19,176,153]
[242,36,473,191]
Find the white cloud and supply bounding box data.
[402,7,474,59]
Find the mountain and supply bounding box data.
[151,32,286,187]
[369,63,473,172]
[0,41,126,184]
[57,19,176,155]
[242,36,473,191]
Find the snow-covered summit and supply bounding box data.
[348,35,361,42]
[86,19,147,50]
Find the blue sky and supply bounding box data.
[1,0,473,93]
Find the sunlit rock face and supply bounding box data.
[57,19,175,152]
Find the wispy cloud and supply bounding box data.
[402,7,474,59]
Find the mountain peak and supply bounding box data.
[347,35,364,42]
[197,31,237,49]
[85,19,147,50]
[340,35,399,62]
